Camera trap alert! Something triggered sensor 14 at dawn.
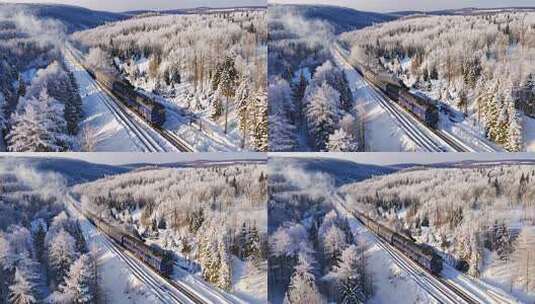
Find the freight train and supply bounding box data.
[86,68,166,126]
[355,62,439,128]
[351,209,443,275]
[74,203,174,277]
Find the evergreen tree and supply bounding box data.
[218,56,238,134]
[253,90,268,152]
[269,113,296,152]
[305,83,341,151]
[284,253,323,304]
[327,129,358,152]
[8,268,37,304]
[506,99,523,152]
[48,229,78,285]
[7,89,69,152]
[53,254,97,304]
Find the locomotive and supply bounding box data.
[355,62,439,128]
[83,208,174,277]
[87,68,166,127]
[352,209,443,275]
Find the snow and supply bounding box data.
[231,257,267,304]
[115,57,241,152]
[334,196,436,304]
[63,48,143,152]
[331,46,419,152]
[522,115,535,152]
[66,199,158,304]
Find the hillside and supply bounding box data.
[0,3,127,33]
[272,4,398,34]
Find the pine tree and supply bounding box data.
[269,113,296,152]
[48,229,78,285]
[253,90,268,152]
[284,253,323,304]
[8,268,37,304]
[506,99,523,152]
[7,89,69,152]
[292,72,308,122]
[218,56,238,134]
[33,226,46,264]
[306,83,341,151]
[53,254,97,304]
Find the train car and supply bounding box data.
[352,210,443,275]
[353,60,439,129]
[89,68,166,126]
[399,90,439,128]
[84,210,174,277]
[122,235,174,276]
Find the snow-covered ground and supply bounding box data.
[331,47,420,152]
[66,199,159,303]
[63,48,143,152]
[523,115,535,152]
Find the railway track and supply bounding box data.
[65,45,195,152]
[333,194,498,304]
[333,45,484,153]
[66,197,211,304]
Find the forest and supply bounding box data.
[268,6,360,152]
[269,159,372,303]
[72,10,268,151]
[341,12,535,151]
[0,163,98,304]
[72,163,268,297]
[0,8,83,152]
[341,163,535,299]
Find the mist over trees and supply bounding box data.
[0,8,83,152]
[341,12,535,151]
[269,161,372,303]
[268,7,360,152]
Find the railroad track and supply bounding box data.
[65,45,195,152]
[66,197,209,304]
[333,45,478,152]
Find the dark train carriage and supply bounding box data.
[352,210,443,275]
[398,90,439,128]
[90,68,166,126]
[121,235,174,276]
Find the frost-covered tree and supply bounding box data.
[327,129,358,152]
[218,56,239,134]
[47,229,78,285]
[305,83,341,151]
[284,253,323,304]
[326,245,367,304]
[7,89,69,152]
[52,254,97,304]
[8,268,37,304]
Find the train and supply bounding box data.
[355,62,439,128]
[78,205,174,277]
[86,67,166,127]
[351,209,443,275]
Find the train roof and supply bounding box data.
[401,89,437,108]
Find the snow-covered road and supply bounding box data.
[332,193,522,304]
